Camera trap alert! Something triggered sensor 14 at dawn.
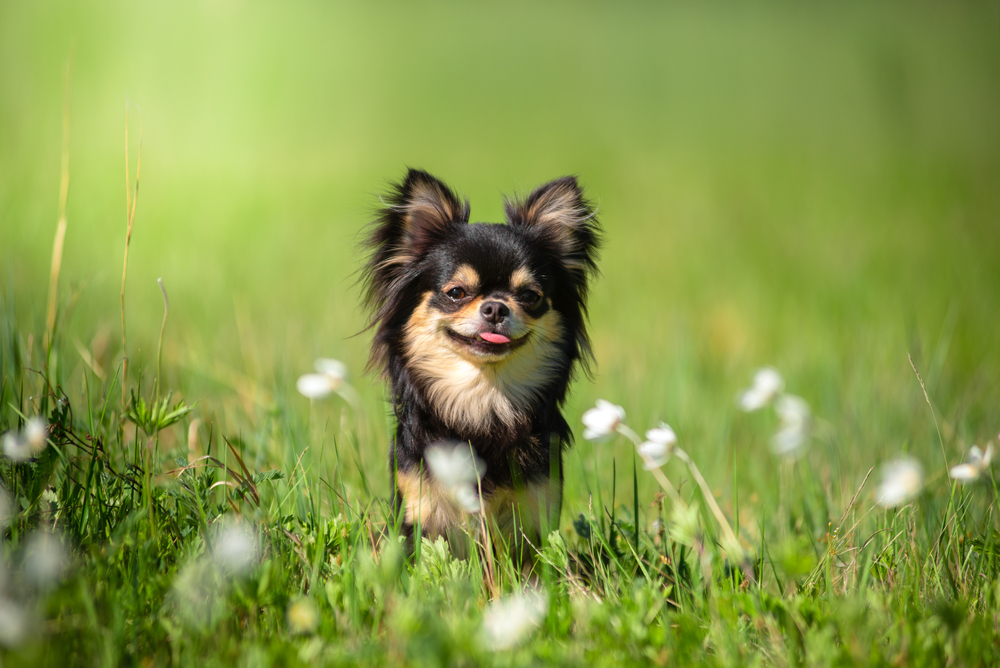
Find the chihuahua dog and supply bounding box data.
[362,169,600,558]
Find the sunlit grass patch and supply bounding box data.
[3,231,1000,665]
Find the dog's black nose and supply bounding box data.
[480,301,510,324]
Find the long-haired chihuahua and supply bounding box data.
[362,168,601,561]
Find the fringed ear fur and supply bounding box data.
[364,169,469,292]
[362,169,469,371]
[375,169,469,265]
[504,176,601,279]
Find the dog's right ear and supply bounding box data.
[369,169,469,269]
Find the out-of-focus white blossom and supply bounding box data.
[213,521,256,574]
[772,394,811,458]
[876,457,924,508]
[0,598,29,648]
[637,423,677,470]
[2,417,48,462]
[0,434,18,461]
[950,444,994,483]
[949,463,978,482]
[452,483,482,514]
[425,443,485,489]
[582,400,625,441]
[314,358,347,381]
[425,442,486,514]
[481,589,549,651]
[296,358,349,399]
[296,374,335,399]
[23,531,68,589]
[738,368,784,412]
[24,418,47,450]
[169,560,218,630]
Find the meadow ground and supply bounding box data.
[1,1,999,665]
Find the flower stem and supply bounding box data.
[616,424,683,506]
[675,447,741,553]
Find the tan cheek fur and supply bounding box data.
[403,293,564,432]
[396,470,467,539]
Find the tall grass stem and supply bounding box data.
[44,57,73,364]
[120,103,142,408]
[155,277,169,401]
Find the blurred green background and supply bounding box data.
[2,1,998,514]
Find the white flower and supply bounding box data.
[772,394,811,458]
[425,443,486,488]
[775,394,810,423]
[296,358,349,399]
[296,374,336,399]
[637,423,677,469]
[0,434,17,461]
[213,521,256,574]
[425,442,486,513]
[2,417,48,462]
[453,483,482,514]
[23,531,68,589]
[0,598,29,648]
[949,464,978,482]
[949,444,994,482]
[481,589,549,651]
[168,560,218,630]
[581,400,625,440]
[738,367,784,411]
[876,457,924,507]
[315,358,347,381]
[23,418,47,450]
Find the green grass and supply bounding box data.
[2,0,1000,665]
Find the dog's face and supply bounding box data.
[407,226,562,364]
[364,169,600,431]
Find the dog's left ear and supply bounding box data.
[505,176,601,280]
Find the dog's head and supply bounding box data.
[362,169,600,429]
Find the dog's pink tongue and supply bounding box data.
[479,332,511,345]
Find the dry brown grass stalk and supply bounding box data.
[44,58,73,361]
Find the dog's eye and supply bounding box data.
[519,289,542,307]
[445,287,467,301]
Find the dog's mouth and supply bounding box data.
[446,329,529,356]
